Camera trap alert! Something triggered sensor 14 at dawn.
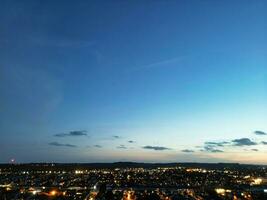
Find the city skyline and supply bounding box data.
[0,0,267,164]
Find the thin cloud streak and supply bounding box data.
[117,145,127,149]
[143,146,171,151]
[181,149,195,153]
[205,141,229,147]
[202,146,224,153]
[54,130,87,137]
[48,142,77,148]
[132,56,186,72]
[251,149,259,152]
[254,131,267,136]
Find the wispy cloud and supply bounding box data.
[117,145,127,149]
[201,141,226,153]
[205,141,229,147]
[232,138,257,146]
[48,142,77,148]
[181,149,195,153]
[188,132,264,154]
[251,149,259,152]
[132,56,185,72]
[254,130,267,136]
[54,130,87,137]
[202,146,224,153]
[142,145,171,151]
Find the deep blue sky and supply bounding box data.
[0,0,266,163]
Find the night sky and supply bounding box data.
[0,0,266,163]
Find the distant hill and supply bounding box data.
[0,162,266,171]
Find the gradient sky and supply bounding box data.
[0,0,267,164]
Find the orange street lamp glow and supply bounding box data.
[49,190,57,196]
